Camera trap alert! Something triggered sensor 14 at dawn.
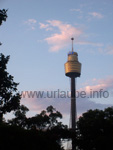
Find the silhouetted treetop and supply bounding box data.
[77,107,113,150]
[0,53,21,121]
[0,9,7,26]
[8,105,29,127]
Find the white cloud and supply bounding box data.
[89,12,104,19]
[24,19,37,30]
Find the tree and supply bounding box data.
[0,54,21,121]
[0,9,7,25]
[0,9,21,121]
[47,105,63,128]
[8,105,29,128]
[26,105,64,130]
[7,105,68,149]
[77,107,113,150]
[0,122,64,150]
[0,9,7,45]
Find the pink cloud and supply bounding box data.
[20,91,111,123]
[21,96,70,119]
[45,20,82,52]
[39,20,103,52]
[39,20,82,52]
[79,76,113,95]
[19,76,113,121]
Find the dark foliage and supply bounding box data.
[0,123,64,150]
[25,105,65,130]
[0,54,21,121]
[77,107,113,150]
[8,105,29,128]
[0,9,8,45]
[0,9,21,121]
[0,9,7,25]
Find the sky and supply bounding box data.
[0,0,113,125]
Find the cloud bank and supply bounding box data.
[20,76,113,121]
[80,76,113,95]
[39,20,103,52]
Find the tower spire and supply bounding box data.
[71,37,74,52]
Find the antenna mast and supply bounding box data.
[71,37,74,52]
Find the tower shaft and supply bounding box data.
[71,77,76,129]
[71,77,76,150]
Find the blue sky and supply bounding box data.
[0,0,113,124]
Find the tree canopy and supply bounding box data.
[0,9,21,121]
[0,53,21,121]
[0,9,7,45]
[77,107,113,150]
[0,9,7,25]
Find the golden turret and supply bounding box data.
[64,38,81,78]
